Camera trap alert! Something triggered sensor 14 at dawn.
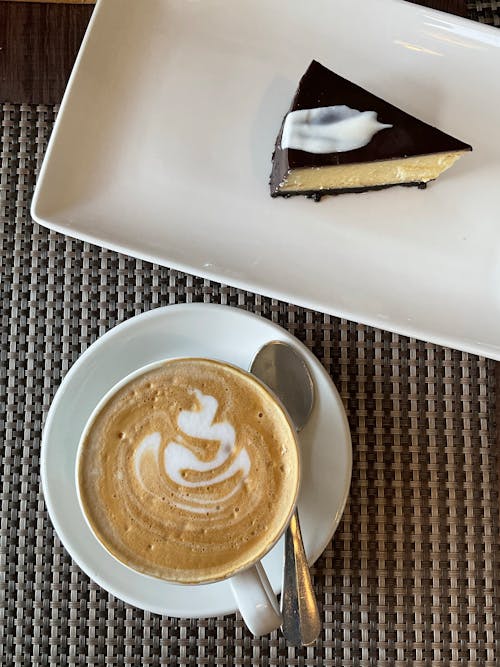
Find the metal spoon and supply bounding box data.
[250,340,321,646]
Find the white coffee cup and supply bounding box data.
[75,357,301,636]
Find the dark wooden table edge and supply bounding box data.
[0,1,95,104]
[1,0,468,105]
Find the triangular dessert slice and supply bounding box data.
[270,60,471,200]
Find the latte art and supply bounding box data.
[135,389,251,515]
[77,359,299,584]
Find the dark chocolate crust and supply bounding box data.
[270,60,472,197]
[271,180,428,202]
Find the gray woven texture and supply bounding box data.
[1,7,500,666]
[468,0,500,25]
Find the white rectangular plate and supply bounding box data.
[32,0,500,359]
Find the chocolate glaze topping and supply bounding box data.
[270,60,472,196]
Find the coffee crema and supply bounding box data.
[77,358,299,584]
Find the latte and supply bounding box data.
[77,358,299,584]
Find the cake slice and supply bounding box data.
[270,60,472,200]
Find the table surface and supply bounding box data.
[1,0,498,497]
[0,2,499,664]
[0,0,473,105]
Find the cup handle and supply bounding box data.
[229,562,282,636]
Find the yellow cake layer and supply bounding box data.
[278,151,466,192]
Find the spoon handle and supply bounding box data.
[281,510,321,645]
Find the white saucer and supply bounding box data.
[41,304,352,617]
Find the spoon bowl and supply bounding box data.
[250,341,314,433]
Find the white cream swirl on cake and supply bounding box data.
[281,105,392,154]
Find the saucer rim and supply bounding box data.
[41,303,352,617]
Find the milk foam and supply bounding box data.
[281,105,392,154]
[78,358,299,584]
[134,388,250,514]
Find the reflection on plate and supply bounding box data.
[41,304,351,617]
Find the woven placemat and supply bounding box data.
[1,8,500,664]
[1,107,499,667]
[468,0,500,25]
